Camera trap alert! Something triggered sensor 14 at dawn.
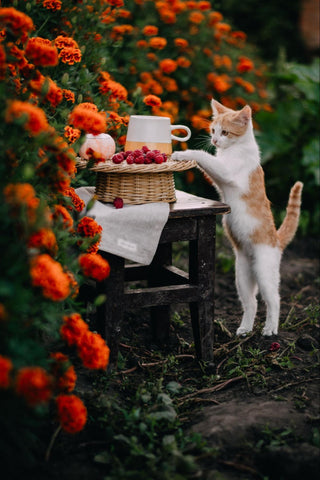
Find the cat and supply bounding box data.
[172,99,303,336]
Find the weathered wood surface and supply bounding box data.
[95,190,230,365]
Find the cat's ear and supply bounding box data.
[236,105,252,126]
[211,99,228,117]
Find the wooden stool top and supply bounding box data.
[170,190,230,218]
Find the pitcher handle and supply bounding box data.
[171,125,191,142]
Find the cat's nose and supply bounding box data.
[212,139,218,146]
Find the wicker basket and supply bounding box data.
[90,159,197,205]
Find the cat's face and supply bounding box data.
[210,100,252,149]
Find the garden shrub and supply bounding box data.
[256,58,320,235]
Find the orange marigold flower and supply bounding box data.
[64,125,80,143]
[108,0,124,6]
[136,39,148,48]
[65,270,79,298]
[42,0,62,12]
[59,47,82,65]
[0,303,8,322]
[0,8,34,40]
[159,58,177,74]
[142,25,158,36]
[149,37,167,50]
[159,11,176,24]
[235,77,255,93]
[52,204,74,229]
[7,44,28,70]
[69,104,106,135]
[5,100,49,136]
[215,22,231,34]
[174,38,189,49]
[57,365,76,392]
[50,352,77,393]
[28,228,58,254]
[4,182,37,207]
[231,31,247,41]
[56,148,77,177]
[99,78,128,100]
[177,56,191,68]
[78,331,110,370]
[198,1,211,10]
[117,9,131,18]
[54,35,79,49]
[60,313,89,347]
[30,254,71,301]
[208,11,223,25]
[110,24,134,40]
[143,94,162,107]
[25,37,59,67]
[207,73,232,93]
[29,72,63,107]
[47,78,63,107]
[237,56,254,73]
[63,89,75,103]
[79,253,110,281]
[77,216,102,238]
[15,367,52,406]
[0,355,13,389]
[189,11,204,24]
[64,187,85,212]
[56,394,87,434]
[4,182,40,223]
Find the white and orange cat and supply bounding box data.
[172,99,303,336]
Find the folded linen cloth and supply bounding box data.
[76,187,170,265]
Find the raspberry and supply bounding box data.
[124,150,133,158]
[133,150,142,157]
[112,153,124,164]
[154,154,164,164]
[126,154,135,164]
[141,146,150,153]
[134,154,145,164]
[113,197,124,209]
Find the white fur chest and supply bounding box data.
[221,186,260,248]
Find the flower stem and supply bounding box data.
[45,425,62,462]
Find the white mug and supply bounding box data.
[125,115,191,154]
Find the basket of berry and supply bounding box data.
[90,147,196,205]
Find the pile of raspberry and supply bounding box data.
[112,146,168,165]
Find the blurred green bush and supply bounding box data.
[256,58,320,236]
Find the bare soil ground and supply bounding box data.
[21,236,319,480]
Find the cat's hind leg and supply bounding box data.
[253,244,282,336]
[235,250,258,335]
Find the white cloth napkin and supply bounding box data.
[76,187,170,265]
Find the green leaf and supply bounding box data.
[302,138,320,185]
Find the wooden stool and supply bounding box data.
[95,190,230,365]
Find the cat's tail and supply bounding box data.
[277,181,303,250]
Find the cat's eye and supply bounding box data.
[211,128,215,134]
[221,130,229,136]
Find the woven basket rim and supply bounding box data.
[88,158,197,173]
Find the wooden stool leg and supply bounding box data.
[148,243,172,343]
[189,216,216,362]
[96,252,125,366]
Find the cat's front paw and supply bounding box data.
[236,326,252,336]
[262,325,278,336]
[172,150,193,162]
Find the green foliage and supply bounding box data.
[255,58,320,235]
[92,381,206,480]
